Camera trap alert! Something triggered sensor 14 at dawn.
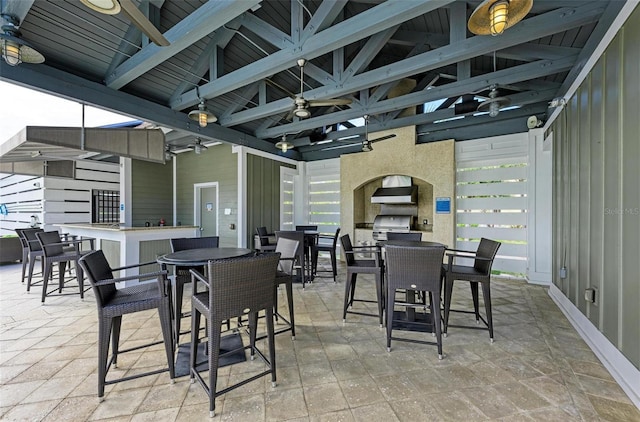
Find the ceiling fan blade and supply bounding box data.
[321,142,361,151]
[119,0,170,46]
[369,134,396,143]
[307,98,353,107]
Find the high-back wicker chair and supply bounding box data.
[169,236,219,345]
[273,237,300,339]
[189,253,280,417]
[21,228,44,290]
[78,250,175,399]
[14,228,42,284]
[274,230,307,287]
[340,234,385,327]
[384,244,446,358]
[442,238,501,342]
[36,231,89,303]
[312,227,340,282]
[255,226,277,252]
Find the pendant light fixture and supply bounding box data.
[275,134,294,153]
[188,87,217,127]
[188,99,217,127]
[0,14,44,66]
[468,0,533,36]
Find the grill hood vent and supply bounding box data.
[371,186,418,204]
[371,175,417,204]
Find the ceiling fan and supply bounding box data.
[187,138,208,154]
[477,84,511,117]
[80,0,170,46]
[323,115,396,152]
[290,59,352,119]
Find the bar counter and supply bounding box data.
[56,223,199,282]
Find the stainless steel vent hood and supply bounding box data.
[371,175,418,204]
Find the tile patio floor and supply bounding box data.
[1,260,639,421]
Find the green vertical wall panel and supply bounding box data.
[131,159,173,227]
[551,6,640,369]
[620,7,640,367]
[602,35,622,345]
[245,153,294,248]
[175,144,238,247]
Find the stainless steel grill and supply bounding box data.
[372,215,412,241]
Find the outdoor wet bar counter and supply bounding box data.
[56,223,199,280]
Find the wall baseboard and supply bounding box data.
[548,284,640,409]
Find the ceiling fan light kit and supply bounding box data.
[188,100,217,127]
[80,0,170,46]
[276,135,294,153]
[0,15,44,66]
[468,0,533,36]
[477,85,511,117]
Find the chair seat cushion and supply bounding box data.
[445,264,487,279]
[192,291,209,314]
[103,283,164,314]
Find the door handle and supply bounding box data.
[199,227,204,231]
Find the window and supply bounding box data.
[92,190,119,223]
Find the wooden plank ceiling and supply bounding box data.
[0,0,625,162]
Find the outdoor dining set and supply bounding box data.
[12,225,500,418]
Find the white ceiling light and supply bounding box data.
[275,134,294,153]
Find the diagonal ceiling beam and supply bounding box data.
[170,0,455,109]
[1,0,34,22]
[258,55,576,139]
[300,0,348,43]
[169,19,242,103]
[224,2,605,129]
[106,0,260,90]
[241,12,293,48]
[342,25,400,80]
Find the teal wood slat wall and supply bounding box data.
[131,159,173,227]
[175,144,238,247]
[551,6,640,369]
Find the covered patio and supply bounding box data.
[1,260,638,421]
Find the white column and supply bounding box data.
[527,129,552,284]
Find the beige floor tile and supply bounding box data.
[0,398,59,421]
[265,387,308,421]
[303,383,349,415]
[350,401,400,421]
[338,376,385,408]
[588,394,640,422]
[0,263,637,420]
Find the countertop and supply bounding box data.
[56,223,199,232]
